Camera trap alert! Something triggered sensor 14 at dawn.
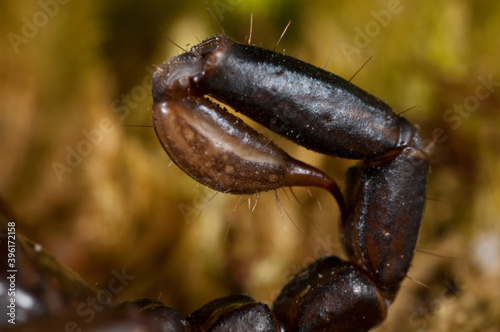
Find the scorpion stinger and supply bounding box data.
[152,34,429,332]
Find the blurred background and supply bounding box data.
[1,0,499,330]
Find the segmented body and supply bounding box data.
[1,34,429,332]
[151,35,429,331]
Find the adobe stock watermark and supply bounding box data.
[340,0,408,63]
[52,65,155,182]
[178,186,218,224]
[211,0,244,22]
[422,74,499,157]
[7,0,72,54]
[407,277,466,331]
[64,268,135,332]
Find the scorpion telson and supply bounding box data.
[152,35,429,331]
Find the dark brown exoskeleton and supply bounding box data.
[152,35,429,332]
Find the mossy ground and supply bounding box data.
[1,1,499,330]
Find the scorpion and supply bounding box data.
[0,31,429,332]
[150,32,429,331]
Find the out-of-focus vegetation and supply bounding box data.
[1,0,499,330]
